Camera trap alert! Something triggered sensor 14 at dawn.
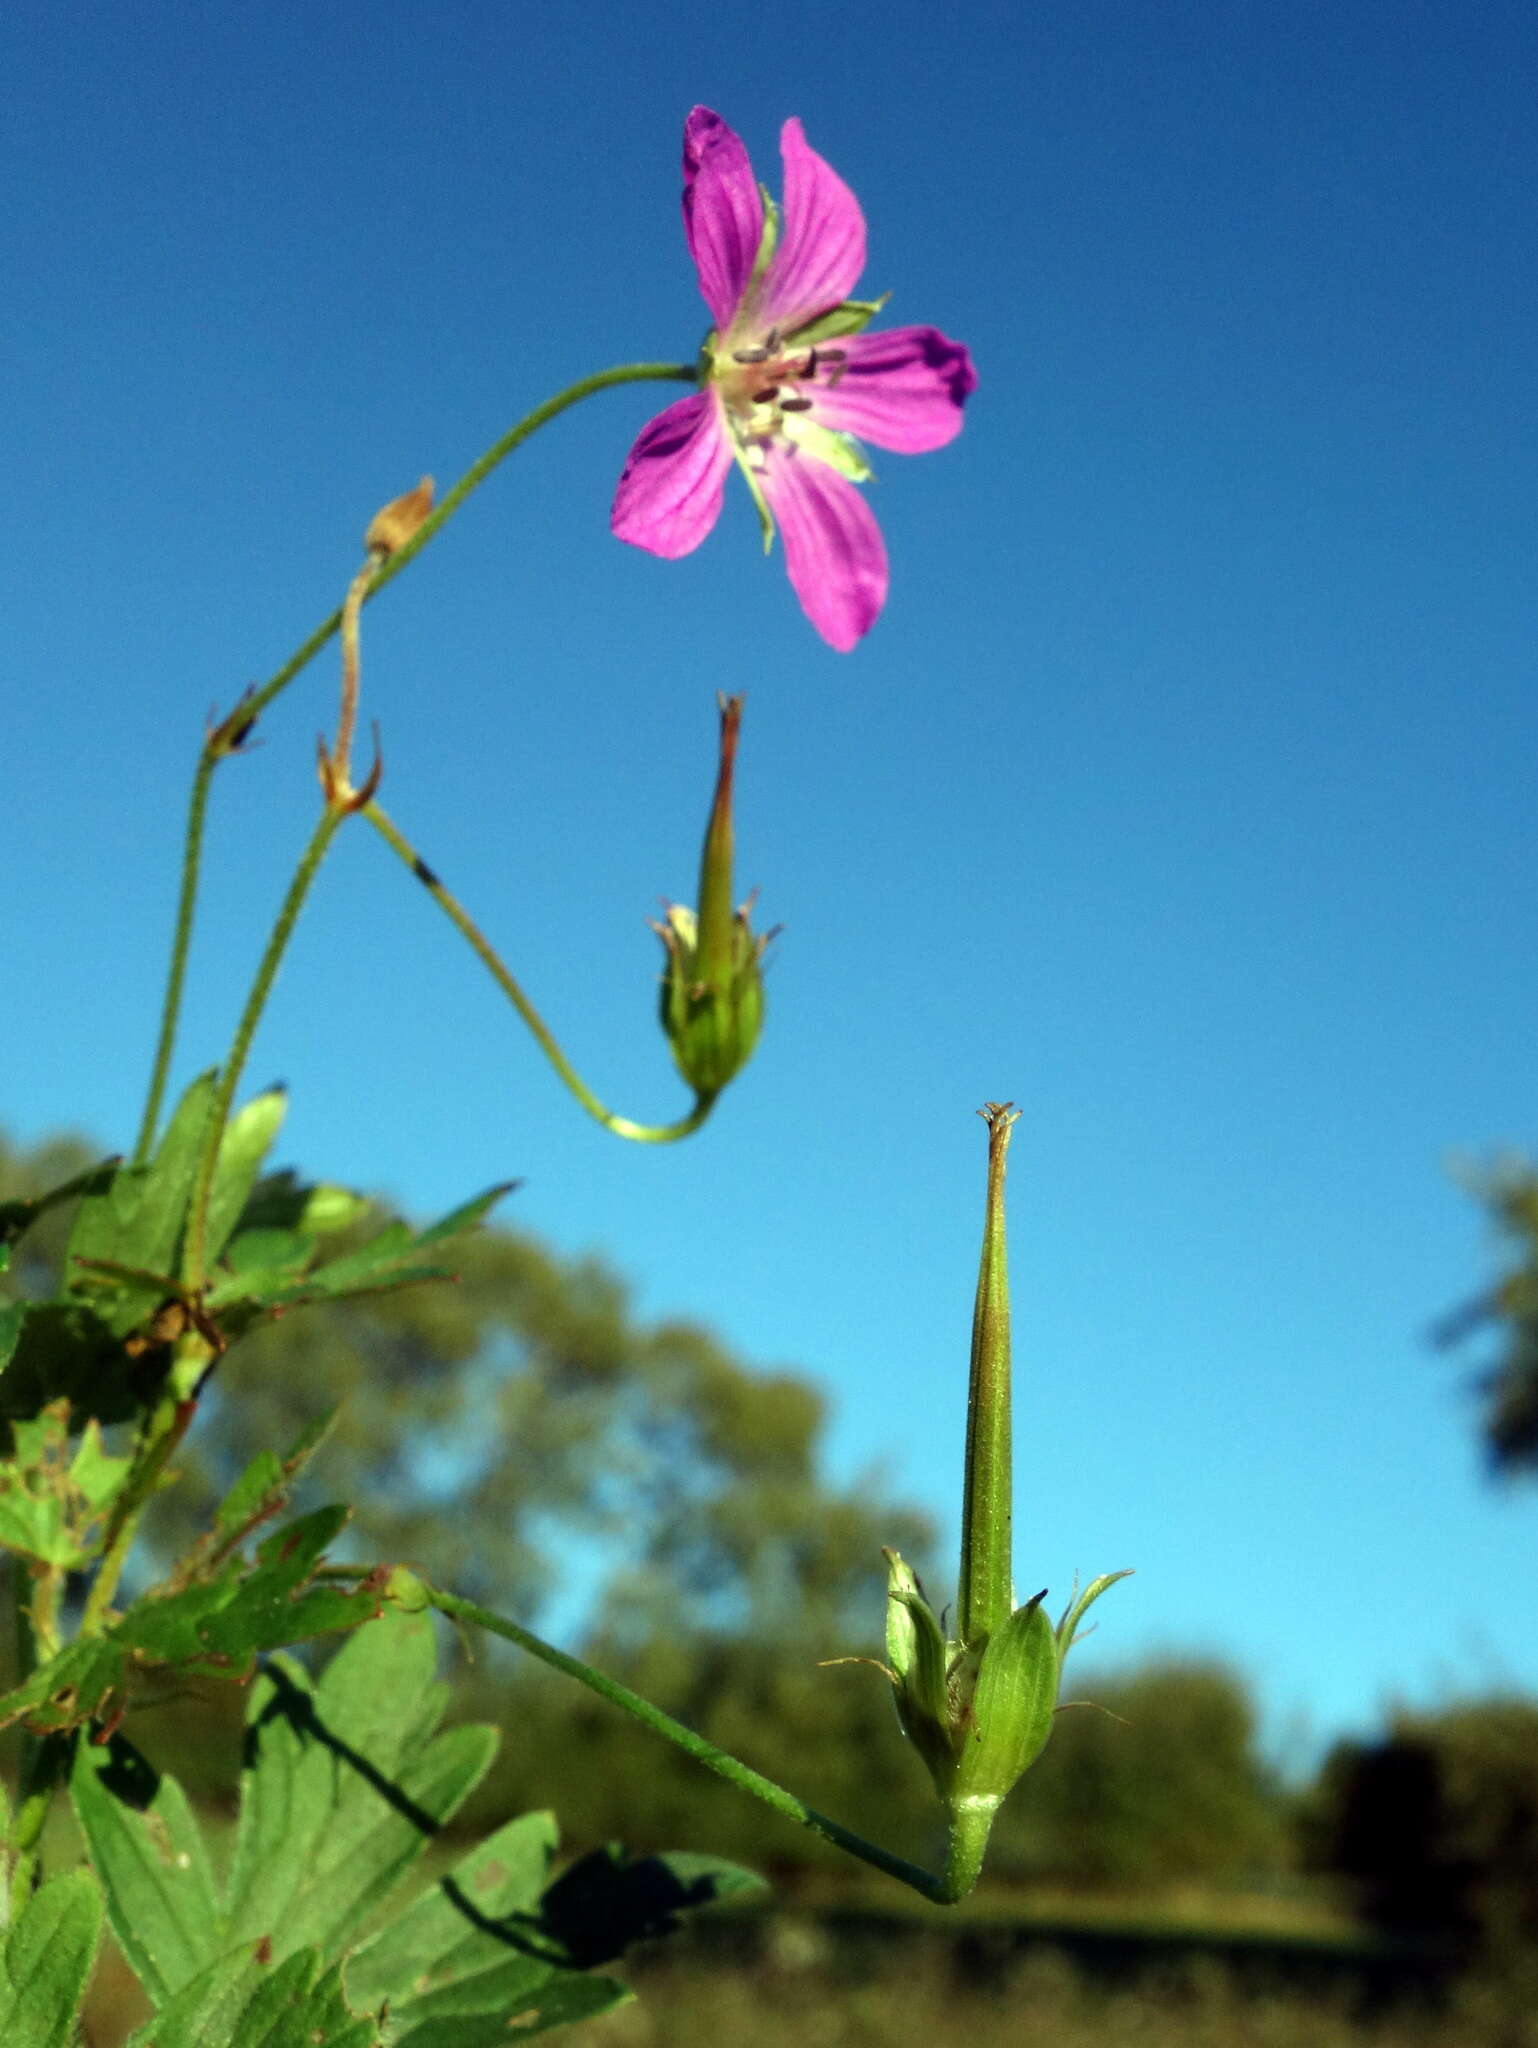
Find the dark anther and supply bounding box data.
[752,386,781,404]
[731,346,770,364]
[413,856,440,889]
[764,326,782,351]
[779,397,813,412]
[801,349,819,376]
[819,348,847,364]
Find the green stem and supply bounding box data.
[957,1103,1018,1648]
[131,360,696,1161]
[941,1794,1000,1903]
[134,750,216,1165]
[181,807,345,1290]
[7,1734,69,1907]
[364,800,716,1145]
[80,1390,196,1637]
[426,1586,953,1904]
[240,361,698,734]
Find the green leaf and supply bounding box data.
[114,1505,384,1679]
[0,1635,124,1734]
[66,1075,217,1333]
[206,1187,511,1339]
[0,1300,25,1373]
[0,1159,119,1250]
[234,1172,372,1238]
[65,1610,754,2039]
[72,1735,221,2007]
[343,1809,564,2010]
[529,1842,764,1970]
[0,1299,143,1429]
[0,1867,104,2048]
[202,1089,288,1269]
[0,1404,130,1566]
[216,1227,315,1283]
[386,1962,625,2044]
[412,1183,517,1251]
[223,1610,496,1965]
[346,1827,761,2041]
[196,1404,342,1558]
[124,1943,380,2048]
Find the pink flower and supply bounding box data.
[612,108,976,652]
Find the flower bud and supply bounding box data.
[653,696,771,1099]
[365,476,435,558]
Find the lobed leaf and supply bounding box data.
[72,1737,221,2008]
[0,1636,125,1735]
[115,1505,385,1679]
[124,1943,380,2048]
[223,1610,496,1965]
[201,1089,288,1271]
[0,1867,103,2048]
[65,1074,217,1334]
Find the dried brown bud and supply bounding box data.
[365,476,435,558]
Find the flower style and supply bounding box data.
[612,108,976,651]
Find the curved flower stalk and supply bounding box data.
[612,107,976,651]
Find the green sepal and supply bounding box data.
[883,1550,958,1792]
[952,1591,1059,1808]
[1055,1568,1134,1658]
[779,413,873,483]
[787,294,889,346]
[729,440,776,553]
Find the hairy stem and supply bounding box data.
[364,801,716,1144]
[132,360,697,1160]
[181,807,345,1291]
[426,1586,956,1904]
[134,751,216,1165]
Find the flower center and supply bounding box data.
[712,327,849,454]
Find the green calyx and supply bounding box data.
[655,901,768,1098]
[883,1551,1063,1812]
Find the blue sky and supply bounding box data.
[5,0,1536,1768]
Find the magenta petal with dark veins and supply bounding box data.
[611,393,733,559]
[759,443,889,651]
[757,118,867,339]
[811,327,977,453]
[681,107,765,331]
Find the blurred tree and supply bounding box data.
[0,1126,933,1646]
[988,1659,1288,1888]
[1305,1697,1538,1974]
[1439,1168,1538,1478]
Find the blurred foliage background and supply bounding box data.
[3,1124,1536,2045]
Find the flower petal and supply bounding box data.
[682,106,764,330]
[611,393,732,559]
[758,443,888,651]
[811,327,977,453]
[757,118,866,337]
